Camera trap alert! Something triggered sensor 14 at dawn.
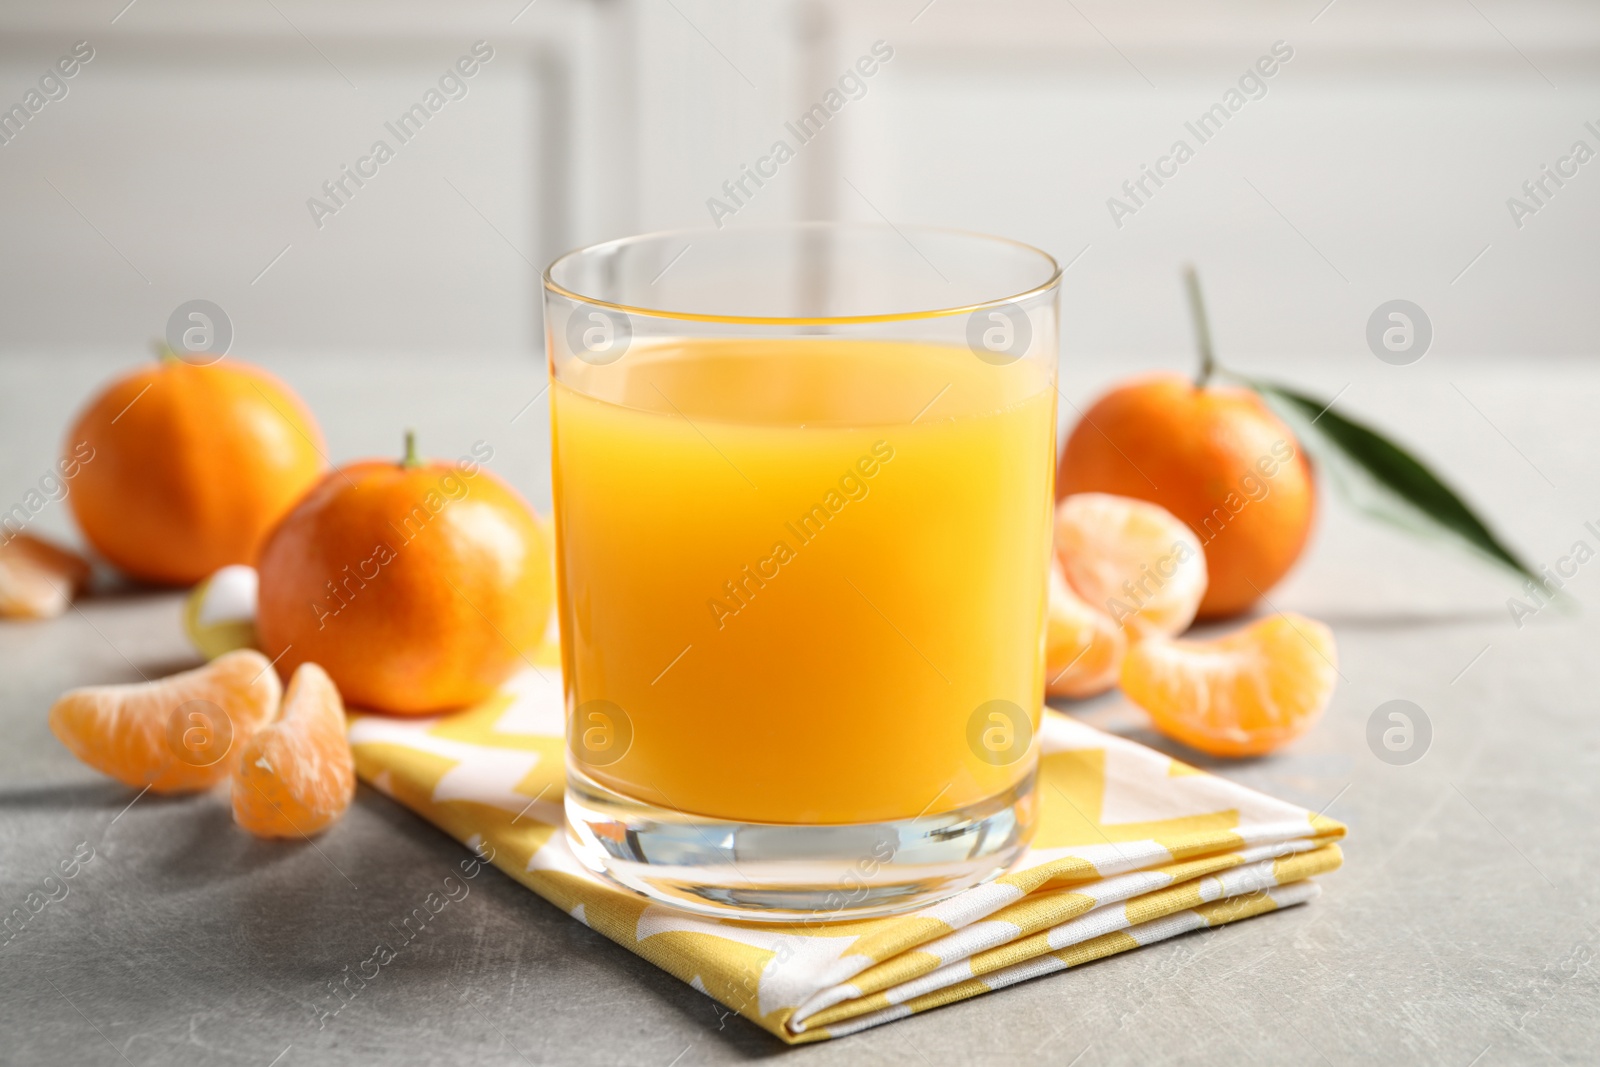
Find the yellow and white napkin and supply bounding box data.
[348,668,1343,1043]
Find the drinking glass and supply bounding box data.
[544,222,1060,921]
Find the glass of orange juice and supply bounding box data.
[545,223,1060,921]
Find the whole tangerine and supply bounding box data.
[66,353,325,585]
[256,433,553,715]
[1057,372,1314,618]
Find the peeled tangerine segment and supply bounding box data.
[1054,492,1207,638]
[1121,613,1338,757]
[232,662,355,838]
[49,649,281,793]
[0,533,91,619]
[1045,561,1126,699]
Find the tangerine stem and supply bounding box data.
[1183,264,1216,389]
[402,429,422,469]
[151,339,179,363]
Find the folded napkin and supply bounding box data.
[348,668,1344,1043]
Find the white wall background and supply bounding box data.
[1,0,1597,365]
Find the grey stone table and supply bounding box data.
[2,351,1597,1065]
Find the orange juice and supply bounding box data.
[551,337,1056,824]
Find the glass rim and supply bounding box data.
[542,221,1062,326]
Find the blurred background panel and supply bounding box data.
[0,1,572,357]
[0,0,1596,361]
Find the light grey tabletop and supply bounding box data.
[2,350,1597,1065]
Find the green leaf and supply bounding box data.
[1240,376,1540,587]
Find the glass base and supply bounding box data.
[564,766,1038,923]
